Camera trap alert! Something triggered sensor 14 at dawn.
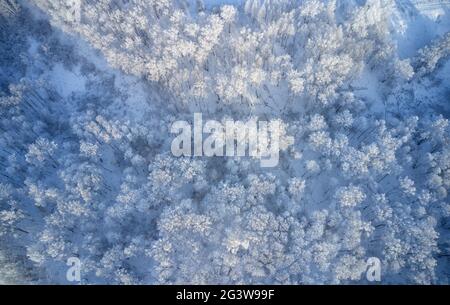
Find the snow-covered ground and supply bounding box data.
[1,0,450,284]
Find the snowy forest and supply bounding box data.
[1,0,450,284]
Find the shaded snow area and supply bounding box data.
[1,0,450,284]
